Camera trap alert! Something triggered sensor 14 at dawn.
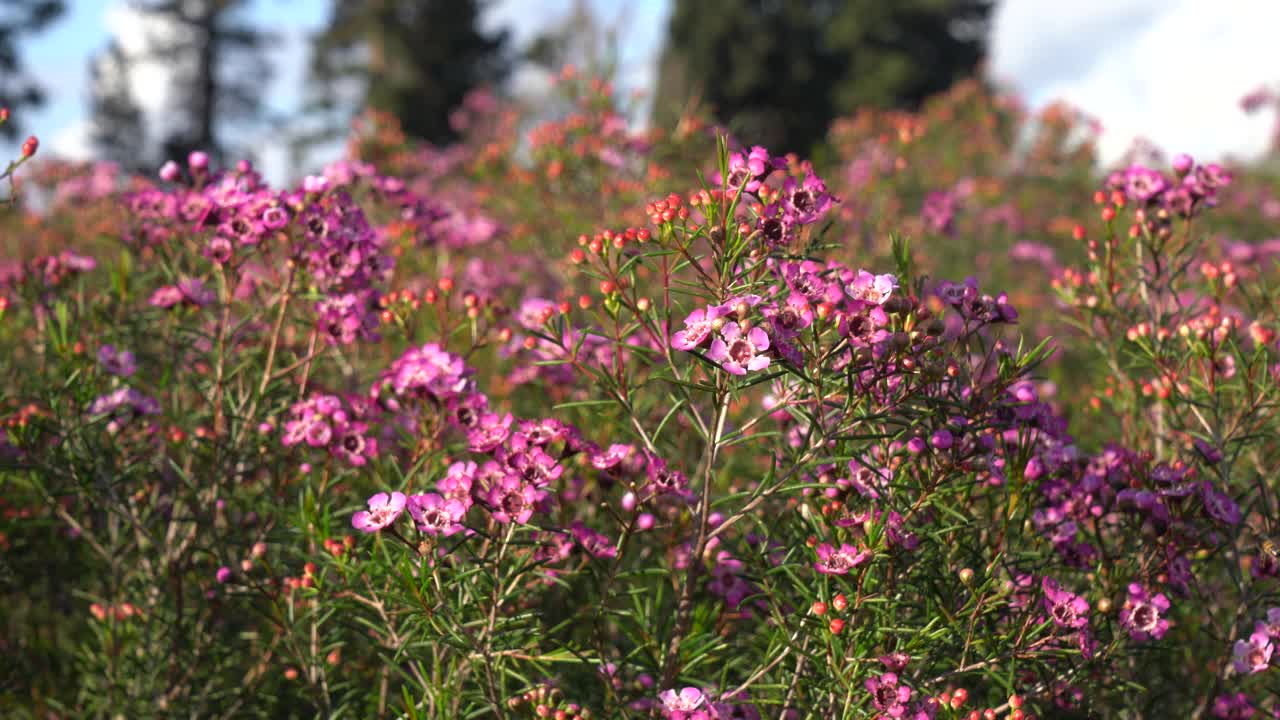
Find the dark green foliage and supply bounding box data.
[653,0,991,155]
[307,0,510,145]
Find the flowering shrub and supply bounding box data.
[1,79,1280,720]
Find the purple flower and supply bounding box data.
[1233,631,1274,674]
[351,491,407,533]
[96,345,137,377]
[707,324,770,375]
[1042,577,1090,629]
[1212,692,1256,720]
[1119,583,1171,642]
[814,542,870,575]
[407,493,467,536]
[644,453,691,498]
[86,387,160,433]
[1201,482,1241,525]
[762,293,813,339]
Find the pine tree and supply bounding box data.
[307,0,510,146]
[0,0,65,140]
[127,0,273,164]
[653,0,992,156]
[87,40,148,170]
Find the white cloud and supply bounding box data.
[990,0,1280,165]
[48,119,94,161]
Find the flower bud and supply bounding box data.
[159,161,181,182]
[21,135,38,159]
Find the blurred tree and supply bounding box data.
[653,0,992,155]
[87,40,148,171]
[306,0,510,146]
[124,0,274,165]
[0,0,65,140]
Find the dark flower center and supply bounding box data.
[1131,603,1158,631]
[728,338,755,364]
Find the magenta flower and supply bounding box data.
[467,412,513,453]
[671,305,728,351]
[570,521,617,559]
[437,461,476,507]
[723,145,779,194]
[486,476,540,525]
[351,491,407,533]
[707,324,770,376]
[1042,577,1090,630]
[1119,583,1171,642]
[814,542,870,575]
[406,493,467,536]
[865,672,912,717]
[1233,631,1274,674]
[781,174,834,225]
[762,292,813,339]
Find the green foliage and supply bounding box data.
[653,0,991,155]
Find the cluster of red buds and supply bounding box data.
[810,591,851,634]
[323,535,356,557]
[89,601,142,622]
[644,192,687,225]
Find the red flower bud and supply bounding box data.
[21,135,38,159]
[828,618,845,634]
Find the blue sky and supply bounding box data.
[4,0,1278,183]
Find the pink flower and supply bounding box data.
[1233,631,1274,674]
[659,686,706,711]
[1119,583,1171,642]
[1042,577,1090,630]
[814,542,870,575]
[707,324,770,375]
[407,493,467,536]
[351,491,407,533]
[847,270,898,305]
[671,305,728,351]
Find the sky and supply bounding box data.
[2,0,1278,184]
